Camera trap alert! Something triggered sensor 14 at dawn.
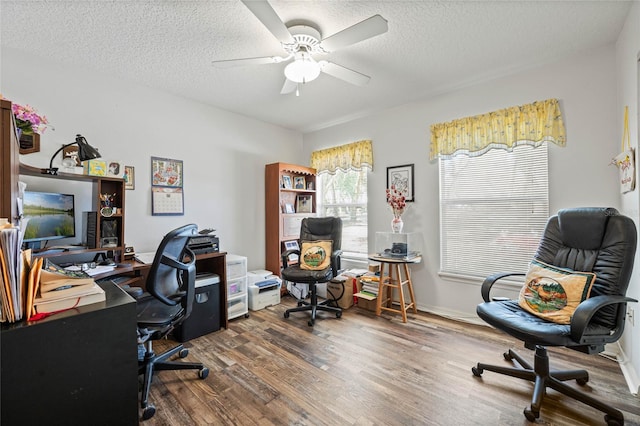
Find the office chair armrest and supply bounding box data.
[481,273,526,302]
[152,252,195,306]
[281,249,301,269]
[570,295,638,343]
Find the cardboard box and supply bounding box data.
[368,263,380,273]
[327,278,354,309]
[356,295,378,312]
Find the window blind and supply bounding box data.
[439,145,549,279]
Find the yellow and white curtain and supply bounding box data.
[311,139,373,174]
[430,98,566,160]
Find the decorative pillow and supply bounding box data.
[299,240,332,271]
[518,259,596,325]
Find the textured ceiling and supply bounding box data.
[0,1,633,132]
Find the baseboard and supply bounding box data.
[616,344,640,395]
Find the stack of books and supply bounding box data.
[32,260,105,315]
[359,275,380,298]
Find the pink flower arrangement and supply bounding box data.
[386,185,407,218]
[12,102,49,135]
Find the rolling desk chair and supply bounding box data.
[136,224,209,420]
[282,217,343,326]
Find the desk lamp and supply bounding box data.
[41,134,101,175]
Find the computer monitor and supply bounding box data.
[23,191,76,250]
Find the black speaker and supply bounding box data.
[82,211,97,249]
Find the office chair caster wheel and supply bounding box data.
[471,366,483,377]
[605,414,623,426]
[336,311,342,318]
[523,406,539,422]
[199,367,209,379]
[576,377,588,386]
[141,404,156,420]
[179,348,189,358]
[284,311,290,318]
[308,319,314,326]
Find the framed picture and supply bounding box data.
[124,166,135,190]
[151,157,183,187]
[282,175,293,189]
[293,176,306,189]
[107,161,124,178]
[284,240,299,251]
[296,195,313,213]
[283,203,295,214]
[387,164,415,202]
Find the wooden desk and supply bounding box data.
[0,282,139,425]
[369,255,421,323]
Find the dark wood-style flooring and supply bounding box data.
[144,296,640,425]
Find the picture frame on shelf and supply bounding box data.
[296,195,312,213]
[283,203,295,214]
[293,176,306,189]
[283,240,300,262]
[107,161,124,178]
[387,164,415,202]
[282,175,293,189]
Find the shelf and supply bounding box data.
[19,163,124,183]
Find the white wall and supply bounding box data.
[304,44,620,322]
[2,47,304,271]
[616,0,640,393]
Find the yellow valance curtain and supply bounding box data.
[310,139,373,174]
[429,98,566,160]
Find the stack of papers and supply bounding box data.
[0,223,27,323]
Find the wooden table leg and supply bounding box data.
[404,263,417,314]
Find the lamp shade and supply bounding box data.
[284,56,321,84]
[75,134,101,161]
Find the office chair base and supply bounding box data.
[472,346,624,425]
[139,341,208,421]
[284,283,342,326]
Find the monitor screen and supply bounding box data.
[23,191,76,245]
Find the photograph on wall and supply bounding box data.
[387,164,414,202]
[124,166,135,190]
[151,157,183,187]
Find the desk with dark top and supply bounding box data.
[0,281,139,425]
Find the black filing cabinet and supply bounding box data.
[174,273,221,342]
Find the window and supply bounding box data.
[439,145,549,279]
[317,168,368,255]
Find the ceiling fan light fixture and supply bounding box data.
[284,56,321,83]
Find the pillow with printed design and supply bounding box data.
[518,259,596,324]
[299,240,332,271]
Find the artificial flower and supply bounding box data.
[386,185,407,218]
[12,102,49,135]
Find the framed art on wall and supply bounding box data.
[124,166,135,190]
[151,157,183,187]
[387,164,414,202]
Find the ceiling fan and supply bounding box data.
[212,0,388,95]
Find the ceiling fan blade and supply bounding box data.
[212,56,285,68]
[319,61,371,86]
[320,14,388,52]
[280,78,297,94]
[241,0,294,45]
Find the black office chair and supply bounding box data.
[472,207,637,425]
[282,217,343,326]
[136,224,209,421]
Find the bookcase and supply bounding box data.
[265,162,317,280]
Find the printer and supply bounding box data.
[247,270,281,311]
